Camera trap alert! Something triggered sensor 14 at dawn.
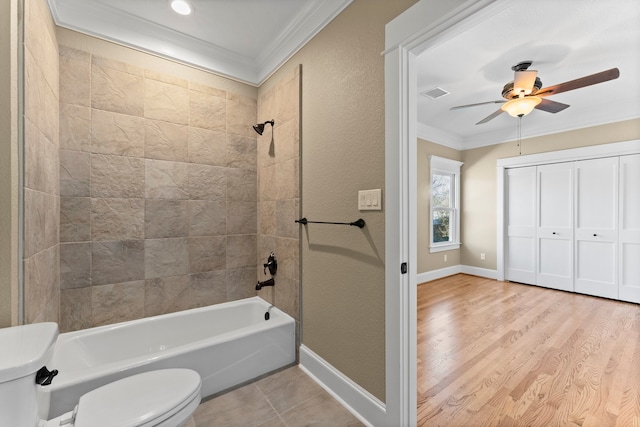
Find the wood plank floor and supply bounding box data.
[417,274,640,427]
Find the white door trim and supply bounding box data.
[384,0,501,424]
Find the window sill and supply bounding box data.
[429,243,460,253]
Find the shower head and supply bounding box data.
[253,120,275,135]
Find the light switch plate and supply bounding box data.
[358,189,382,210]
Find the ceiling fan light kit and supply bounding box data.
[501,96,541,117]
[450,61,620,125]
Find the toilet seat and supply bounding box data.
[48,369,201,427]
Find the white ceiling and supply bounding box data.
[417,0,640,149]
[48,0,639,150]
[47,0,353,85]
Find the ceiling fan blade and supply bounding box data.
[450,100,505,110]
[537,67,620,97]
[513,70,538,95]
[476,108,504,125]
[535,98,570,113]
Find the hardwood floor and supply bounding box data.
[417,274,640,427]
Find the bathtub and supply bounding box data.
[40,297,296,419]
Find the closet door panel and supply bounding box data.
[505,167,536,284]
[537,163,573,292]
[619,154,640,303]
[574,157,618,299]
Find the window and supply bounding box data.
[429,155,463,252]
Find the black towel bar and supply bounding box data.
[295,217,366,228]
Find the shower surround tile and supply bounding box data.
[59,150,90,197]
[91,64,144,116]
[91,281,145,326]
[145,159,190,200]
[144,275,191,316]
[188,127,226,166]
[91,198,145,241]
[144,78,189,125]
[227,93,257,138]
[92,240,145,285]
[227,168,257,202]
[188,200,227,237]
[60,197,90,242]
[189,270,227,307]
[59,103,91,151]
[188,236,226,273]
[145,200,190,238]
[145,238,190,279]
[145,119,189,162]
[189,88,226,132]
[187,164,226,201]
[60,242,91,289]
[91,154,145,198]
[59,53,90,107]
[91,109,145,157]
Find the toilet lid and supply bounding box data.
[74,369,201,427]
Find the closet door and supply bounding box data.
[505,167,537,285]
[537,163,574,291]
[619,154,640,303]
[574,157,619,299]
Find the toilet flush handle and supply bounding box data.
[35,366,58,386]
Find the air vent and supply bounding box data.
[421,87,449,100]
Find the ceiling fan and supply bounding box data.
[450,61,620,125]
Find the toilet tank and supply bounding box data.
[0,323,59,427]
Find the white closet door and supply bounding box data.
[537,163,573,292]
[619,154,640,303]
[574,157,619,299]
[505,167,537,285]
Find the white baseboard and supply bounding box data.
[299,345,386,427]
[417,264,497,284]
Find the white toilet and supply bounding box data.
[0,322,201,427]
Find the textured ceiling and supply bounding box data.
[416,0,640,149]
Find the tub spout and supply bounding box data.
[256,278,275,290]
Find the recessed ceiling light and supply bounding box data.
[170,0,193,15]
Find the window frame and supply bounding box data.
[429,155,463,253]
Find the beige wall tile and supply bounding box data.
[144,275,190,316]
[92,64,144,116]
[188,236,226,273]
[59,287,92,332]
[93,55,144,76]
[188,127,226,166]
[91,154,145,198]
[189,270,227,307]
[145,159,190,200]
[91,198,145,241]
[91,109,145,157]
[92,281,145,326]
[188,200,226,237]
[275,158,299,200]
[189,89,226,132]
[226,266,258,301]
[60,104,91,151]
[60,242,91,289]
[227,235,257,269]
[258,165,276,202]
[227,168,257,202]
[145,119,189,162]
[25,119,58,194]
[275,199,299,240]
[59,45,91,62]
[145,199,190,238]
[145,69,188,88]
[23,245,59,324]
[60,54,90,107]
[145,237,189,279]
[23,190,58,258]
[24,49,59,143]
[144,79,189,124]
[227,93,257,138]
[187,164,226,201]
[227,134,257,170]
[60,197,91,242]
[227,201,257,235]
[60,149,90,197]
[92,240,145,285]
[258,201,276,236]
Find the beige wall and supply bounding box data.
[263,0,418,401]
[0,0,19,327]
[23,0,60,324]
[256,66,301,348]
[460,118,640,270]
[417,138,462,276]
[55,35,260,331]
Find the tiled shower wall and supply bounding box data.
[256,66,301,332]
[23,0,60,324]
[58,46,259,331]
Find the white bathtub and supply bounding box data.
[40,297,296,419]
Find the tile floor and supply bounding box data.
[191,365,364,426]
